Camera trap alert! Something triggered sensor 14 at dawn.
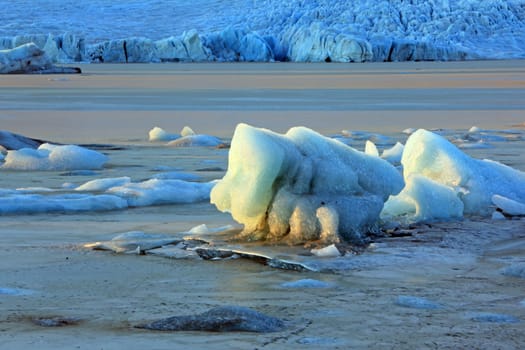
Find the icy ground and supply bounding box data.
[1,0,524,62]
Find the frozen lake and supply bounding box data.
[0,61,524,349]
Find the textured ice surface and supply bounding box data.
[396,296,443,309]
[281,279,332,289]
[0,178,215,215]
[211,123,403,244]
[1,143,107,171]
[383,129,525,221]
[1,0,523,62]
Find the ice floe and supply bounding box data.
[395,296,443,310]
[149,126,224,147]
[280,279,332,289]
[1,143,107,171]
[0,177,216,215]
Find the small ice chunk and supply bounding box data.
[382,174,464,221]
[492,194,525,216]
[188,224,210,234]
[281,279,332,289]
[501,263,525,279]
[381,142,404,164]
[311,244,341,257]
[75,177,131,192]
[0,287,36,296]
[396,296,442,309]
[148,126,178,142]
[167,134,223,147]
[180,126,195,137]
[468,126,482,133]
[491,211,506,220]
[402,128,417,135]
[1,143,107,171]
[364,140,379,157]
[153,171,201,181]
[470,313,520,323]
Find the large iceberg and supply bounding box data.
[210,124,404,245]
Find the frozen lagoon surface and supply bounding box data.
[1,61,525,349]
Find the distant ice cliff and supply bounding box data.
[0,0,524,63]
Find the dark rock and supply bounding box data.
[136,306,285,332]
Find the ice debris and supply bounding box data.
[1,143,107,171]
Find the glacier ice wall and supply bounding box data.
[0,0,523,63]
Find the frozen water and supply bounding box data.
[211,123,403,244]
[0,176,215,215]
[501,263,525,279]
[0,287,36,296]
[1,143,107,171]
[149,126,224,147]
[0,193,127,215]
[281,279,332,289]
[469,313,520,324]
[1,0,524,63]
[395,296,443,310]
[148,126,179,142]
[384,129,525,221]
[167,134,224,147]
[492,194,525,216]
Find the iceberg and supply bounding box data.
[383,129,525,221]
[1,143,107,171]
[210,124,404,245]
[148,126,224,147]
[0,42,80,74]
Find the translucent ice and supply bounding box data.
[1,143,107,170]
[384,129,525,220]
[211,123,403,244]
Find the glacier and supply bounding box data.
[1,0,524,64]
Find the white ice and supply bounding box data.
[1,143,107,171]
[0,177,216,215]
[2,0,524,63]
[383,129,525,221]
[148,126,223,147]
[211,123,403,244]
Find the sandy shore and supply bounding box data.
[1,60,524,143]
[1,61,525,349]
